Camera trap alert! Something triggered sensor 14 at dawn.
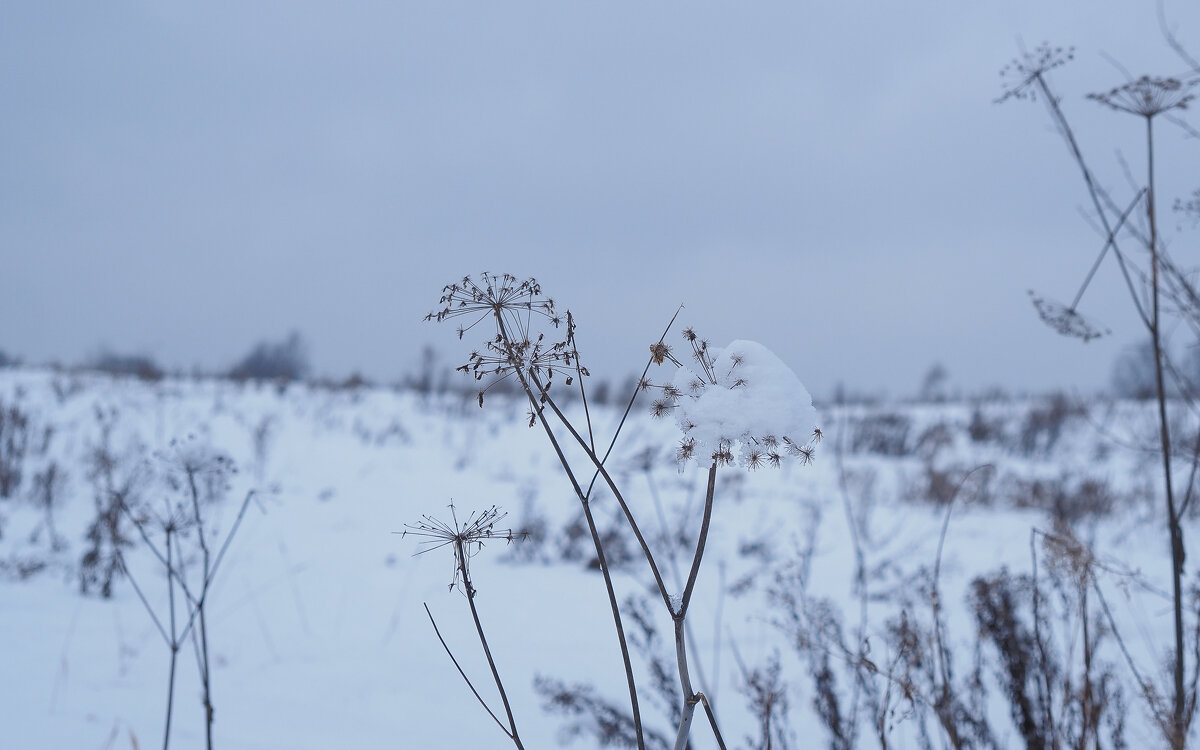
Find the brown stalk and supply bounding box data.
[493,311,648,750]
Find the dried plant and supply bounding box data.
[1028,293,1111,343]
[405,503,528,748]
[403,503,525,593]
[1002,34,1200,748]
[642,329,820,470]
[997,44,1075,104]
[117,438,256,750]
[1088,75,1197,117]
[422,273,818,749]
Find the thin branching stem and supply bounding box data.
[454,537,524,749]
[117,554,171,646]
[679,463,717,618]
[423,603,514,741]
[184,468,216,750]
[1070,188,1146,311]
[646,469,715,702]
[1091,576,1161,718]
[835,402,868,746]
[534,384,672,611]
[581,305,683,500]
[1029,529,1061,750]
[204,490,257,589]
[493,312,648,750]
[164,528,178,750]
[119,479,254,750]
[1144,112,1187,750]
[1177,425,1200,518]
[116,502,200,606]
[672,463,719,750]
[699,693,729,750]
[673,619,698,750]
[1033,72,1152,329]
[932,466,993,705]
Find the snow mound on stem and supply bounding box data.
[669,340,818,468]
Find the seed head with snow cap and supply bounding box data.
[647,331,821,469]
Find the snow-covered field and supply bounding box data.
[0,368,1187,748]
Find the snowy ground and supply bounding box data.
[0,368,1188,748]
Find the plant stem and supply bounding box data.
[455,538,524,749]
[646,470,716,703]
[534,385,672,610]
[672,463,720,750]
[679,464,717,618]
[198,606,213,749]
[163,527,177,750]
[423,603,514,739]
[187,469,215,750]
[1145,113,1186,750]
[1034,73,1151,328]
[672,619,698,750]
[494,311,647,750]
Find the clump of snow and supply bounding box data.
[663,339,819,468]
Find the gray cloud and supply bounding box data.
[3,1,1198,397]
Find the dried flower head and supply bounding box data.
[648,332,820,470]
[402,503,525,592]
[426,273,556,332]
[1029,291,1110,342]
[676,437,696,463]
[997,43,1075,103]
[649,342,680,366]
[1088,75,1198,117]
[650,398,675,418]
[429,273,584,406]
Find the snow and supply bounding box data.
[0,368,1189,748]
[666,339,818,468]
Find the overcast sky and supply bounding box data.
[3,2,1199,398]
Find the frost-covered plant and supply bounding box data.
[644,330,820,468]
[420,273,819,750]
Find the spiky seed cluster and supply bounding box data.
[997,43,1074,103]
[649,341,680,366]
[1029,291,1110,342]
[426,273,587,407]
[1088,75,1198,117]
[645,330,820,470]
[426,272,557,333]
[402,504,526,592]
